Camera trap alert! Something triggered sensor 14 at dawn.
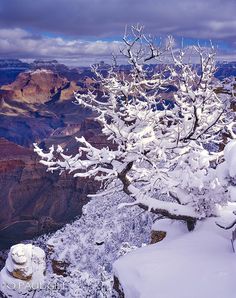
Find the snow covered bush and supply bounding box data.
[33,191,153,297]
[34,25,235,230]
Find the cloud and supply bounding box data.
[0,0,236,41]
[0,27,235,66]
[0,28,123,65]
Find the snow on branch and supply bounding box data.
[34,25,235,230]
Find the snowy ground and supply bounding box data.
[114,216,236,298]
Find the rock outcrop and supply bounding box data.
[0,244,45,297]
[0,69,77,104]
[150,230,167,244]
[113,275,125,298]
[51,260,69,277]
[0,68,91,147]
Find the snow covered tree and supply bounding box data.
[34,25,234,231]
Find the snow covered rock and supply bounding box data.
[216,139,236,188]
[215,140,236,229]
[9,244,33,280]
[0,244,46,297]
[223,139,236,178]
[113,219,236,298]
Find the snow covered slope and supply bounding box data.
[114,218,236,298]
[33,192,153,297]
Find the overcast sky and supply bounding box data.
[0,0,235,65]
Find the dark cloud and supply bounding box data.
[0,0,236,40]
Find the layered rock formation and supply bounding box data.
[0,68,92,147]
[0,138,100,249]
[0,69,77,104]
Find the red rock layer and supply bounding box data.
[0,138,97,249]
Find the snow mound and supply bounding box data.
[223,139,236,178]
[113,219,236,298]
